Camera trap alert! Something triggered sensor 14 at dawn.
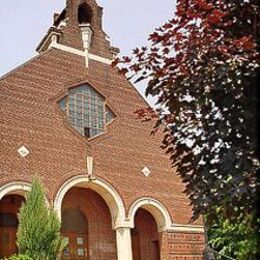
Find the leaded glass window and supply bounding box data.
[58,84,115,138]
[106,106,115,124]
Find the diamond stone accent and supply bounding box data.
[142,167,151,177]
[18,146,30,158]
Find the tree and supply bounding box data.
[115,0,259,220]
[114,0,260,256]
[208,210,258,259]
[17,178,66,260]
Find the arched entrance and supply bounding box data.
[61,187,117,260]
[128,198,173,260]
[0,195,25,259]
[132,209,160,260]
[54,176,129,260]
[54,176,126,229]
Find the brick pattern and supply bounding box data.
[0,0,205,258]
[167,231,205,259]
[0,47,196,225]
[59,0,113,59]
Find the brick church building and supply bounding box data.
[0,0,205,259]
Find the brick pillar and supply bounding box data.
[160,231,170,260]
[116,227,133,260]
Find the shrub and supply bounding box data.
[16,178,66,260]
[9,255,33,260]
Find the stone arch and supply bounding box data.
[0,184,30,259]
[54,175,126,229]
[0,182,31,201]
[128,198,172,232]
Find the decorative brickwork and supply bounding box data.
[0,0,205,259]
[58,0,113,59]
[167,231,205,259]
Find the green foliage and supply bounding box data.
[208,210,259,259]
[8,255,33,260]
[16,178,66,260]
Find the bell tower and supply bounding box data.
[36,0,119,66]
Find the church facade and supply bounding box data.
[0,1,205,259]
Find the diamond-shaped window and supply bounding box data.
[58,84,115,138]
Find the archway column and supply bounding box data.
[116,226,133,260]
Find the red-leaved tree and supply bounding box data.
[114,0,260,223]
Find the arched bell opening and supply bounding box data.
[131,208,160,260]
[0,194,25,259]
[78,3,93,25]
[60,187,117,260]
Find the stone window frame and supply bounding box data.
[54,80,117,141]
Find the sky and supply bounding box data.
[0,0,174,102]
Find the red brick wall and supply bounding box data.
[132,209,204,260]
[59,0,113,59]
[0,0,205,257]
[61,187,117,260]
[167,231,205,259]
[0,47,196,226]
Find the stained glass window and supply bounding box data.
[59,84,115,138]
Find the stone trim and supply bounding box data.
[53,175,126,229]
[169,224,204,233]
[50,42,112,65]
[127,197,173,232]
[88,53,112,65]
[51,42,85,56]
[116,227,133,260]
[0,181,31,200]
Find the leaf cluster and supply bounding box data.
[208,210,260,259]
[8,255,33,260]
[16,178,66,260]
[117,0,260,222]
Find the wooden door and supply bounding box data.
[62,232,88,260]
[132,229,141,260]
[0,227,18,258]
[152,240,160,260]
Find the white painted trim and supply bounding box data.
[169,224,204,233]
[51,42,85,56]
[116,227,133,260]
[49,43,113,65]
[128,197,204,233]
[128,198,172,232]
[88,53,112,65]
[53,175,127,229]
[0,182,31,200]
